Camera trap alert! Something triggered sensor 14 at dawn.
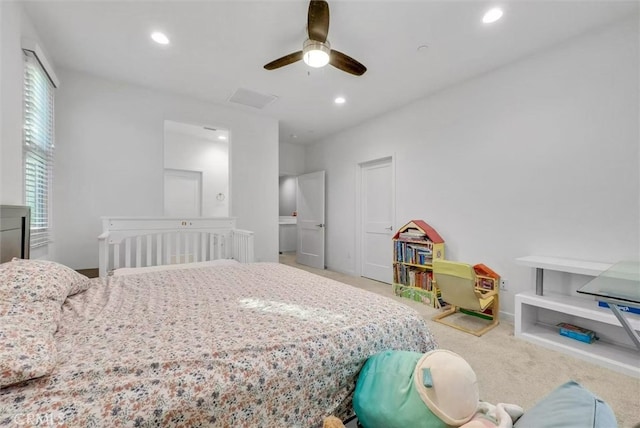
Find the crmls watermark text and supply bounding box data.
[12,413,65,426]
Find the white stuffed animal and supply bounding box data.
[352,349,524,428]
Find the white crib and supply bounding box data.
[98,217,254,278]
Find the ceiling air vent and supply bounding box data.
[228,88,278,109]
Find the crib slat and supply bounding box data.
[125,238,132,267]
[233,233,240,261]
[217,234,223,259]
[200,234,206,262]
[176,233,181,264]
[136,236,142,267]
[167,233,173,265]
[232,233,238,261]
[146,236,152,267]
[184,233,190,264]
[191,233,198,263]
[209,233,216,260]
[156,234,163,266]
[113,244,120,269]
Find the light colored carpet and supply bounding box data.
[279,253,640,427]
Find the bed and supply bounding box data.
[0,211,438,427]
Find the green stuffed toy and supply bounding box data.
[353,349,524,428]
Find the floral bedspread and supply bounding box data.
[1,263,436,427]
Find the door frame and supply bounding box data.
[355,155,395,278]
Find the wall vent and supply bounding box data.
[228,88,278,109]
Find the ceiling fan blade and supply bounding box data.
[329,50,367,76]
[263,51,304,70]
[307,0,330,42]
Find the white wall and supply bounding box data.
[279,141,305,176]
[0,2,54,259]
[0,2,38,205]
[51,69,278,269]
[0,1,22,205]
[0,3,3,175]
[164,129,229,217]
[305,17,639,318]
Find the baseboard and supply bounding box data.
[325,264,357,277]
[499,310,514,325]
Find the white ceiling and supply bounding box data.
[22,0,637,145]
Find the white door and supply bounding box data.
[164,169,202,217]
[296,171,325,269]
[361,158,394,283]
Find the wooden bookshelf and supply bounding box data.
[392,220,445,308]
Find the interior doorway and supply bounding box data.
[296,170,326,269]
[279,175,298,254]
[359,157,394,283]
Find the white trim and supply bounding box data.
[21,38,59,88]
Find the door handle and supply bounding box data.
[316,224,325,228]
[385,226,393,231]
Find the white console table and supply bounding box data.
[515,256,640,378]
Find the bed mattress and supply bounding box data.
[1,262,436,427]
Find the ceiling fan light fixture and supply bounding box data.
[303,39,331,68]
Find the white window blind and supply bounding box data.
[23,50,55,248]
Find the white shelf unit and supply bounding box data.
[515,256,613,277]
[515,256,640,378]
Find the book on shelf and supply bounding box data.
[399,232,427,240]
[392,220,445,309]
[557,322,597,344]
[597,301,640,315]
[396,241,433,265]
[398,228,426,240]
[474,263,500,291]
[394,265,435,291]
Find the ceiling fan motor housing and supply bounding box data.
[303,39,331,68]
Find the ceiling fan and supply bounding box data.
[263,0,367,76]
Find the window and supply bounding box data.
[23,49,55,248]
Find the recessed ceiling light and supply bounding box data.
[334,96,346,105]
[151,32,170,45]
[482,8,503,24]
[218,135,227,141]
